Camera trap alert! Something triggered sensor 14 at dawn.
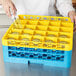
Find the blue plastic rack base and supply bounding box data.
[3,46,72,68]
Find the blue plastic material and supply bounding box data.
[2,46,72,68]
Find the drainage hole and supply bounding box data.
[43,54,47,57]
[25,53,29,55]
[16,52,21,55]
[8,51,12,54]
[21,54,25,57]
[38,56,42,59]
[52,56,55,58]
[47,56,51,59]
[34,54,38,56]
[61,56,64,58]
[56,57,60,60]
[12,53,16,56]
[29,55,34,58]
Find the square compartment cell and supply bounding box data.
[14,19,21,24]
[34,30,46,36]
[32,35,44,42]
[16,24,25,29]
[13,24,23,29]
[22,29,34,35]
[44,37,57,43]
[49,21,60,27]
[13,20,26,29]
[61,22,73,28]
[19,35,32,46]
[44,37,57,48]
[38,21,49,26]
[57,43,71,51]
[20,35,32,41]
[57,38,71,50]
[59,32,72,38]
[46,31,58,37]
[27,20,38,25]
[36,25,48,31]
[6,36,15,41]
[43,43,57,49]
[8,28,22,35]
[58,38,70,44]
[48,26,59,32]
[60,27,72,33]
[17,15,23,19]
[7,40,17,46]
[15,19,27,25]
[20,20,28,24]
[43,37,57,49]
[31,36,44,47]
[24,24,36,30]
[7,34,19,40]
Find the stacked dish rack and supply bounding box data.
[2,15,73,68]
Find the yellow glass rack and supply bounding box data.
[2,15,74,51]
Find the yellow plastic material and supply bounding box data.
[2,15,73,51]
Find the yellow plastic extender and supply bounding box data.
[2,15,74,51]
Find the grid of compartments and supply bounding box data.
[2,15,73,51]
[8,46,64,61]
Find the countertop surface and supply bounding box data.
[0,28,76,76]
[0,14,13,27]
